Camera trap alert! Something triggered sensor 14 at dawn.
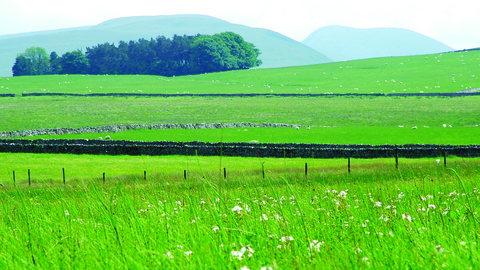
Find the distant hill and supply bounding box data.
[0,15,331,77]
[302,25,454,62]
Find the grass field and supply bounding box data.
[1,50,479,268]
[1,50,479,95]
[1,154,479,268]
[13,126,480,145]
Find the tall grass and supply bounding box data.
[0,154,478,268]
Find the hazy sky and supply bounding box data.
[1,0,478,49]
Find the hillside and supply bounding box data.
[2,50,479,96]
[0,15,331,77]
[302,25,454,62]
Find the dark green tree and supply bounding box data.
[60,50,90,74]
[12,55,34,76]
[50,51,62,74]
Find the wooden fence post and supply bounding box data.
[305,163,308,177]
[348,157,351,173]
[13,171,15,182]
[28,169,31,186]
[224,168,227,180]
[144,170,146,180]
[103,172,105,183]
[62,168,65,185]
[444,152,447,168]
[184,170,187,180]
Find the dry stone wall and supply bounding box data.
[0,123,307,138]
[0,139,478,158]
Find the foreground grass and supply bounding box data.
[0,154,479,268]
[1,50,479,95]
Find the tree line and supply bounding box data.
[12,32,262,76]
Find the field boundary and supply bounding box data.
[1,139,479,158]
[19,91,480,98]
[0,123,309,138]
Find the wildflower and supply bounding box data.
[389,231,394,237]
[165,251,173,259]
[184,251,193,256]
[338,190,347,198]
[460,242,466,246]
[65,210,70,216]
[261,267,273,270]
[309,240,325,252]
[428,204,436,209]
[280,236,294,242]
[260,214,268,221]
[240,266,250,270]
[175,200,182,205]
[398,192,404,199]
[231,206,243,213]
[375,201,382,207]
[213,226,220,232]
[402,213,412,222]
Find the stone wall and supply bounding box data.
[0,123,307,138]
[1,139,478,158]
[21,92,480,98]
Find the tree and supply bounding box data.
[50,51,62,74]
[60,50,90,74]
[12,47,50,76]
[190,36,232,74]
[12,55,34,76]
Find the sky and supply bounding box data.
[1,0,479,50]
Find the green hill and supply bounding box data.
[3,50,479,95]
[302,25,454,62]
[0,15,331,77]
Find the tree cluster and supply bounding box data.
[12,32,262,77]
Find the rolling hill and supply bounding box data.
[302,25,454,62]
[0,15,331,77]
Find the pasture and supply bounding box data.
[0,50,479,96]
[1,50,479,269]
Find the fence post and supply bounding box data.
[13,171,15,182]
[144,170,146,180]
[63,168,65,185]
[348,157,351,173]
[184,170,187,180]
[103,172,105,183]
[444,152,447,168]
[305,163,308,177]
[224,168,227,180]
[28,169,31,186]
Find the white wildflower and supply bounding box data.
[232,206,243,213]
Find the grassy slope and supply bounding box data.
[1,50,479,95]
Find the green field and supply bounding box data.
[1,51,480,269]
[1,154,479,268]
[1,50,479,95]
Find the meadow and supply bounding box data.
[1,154,479,268]
[1,50,480,269]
